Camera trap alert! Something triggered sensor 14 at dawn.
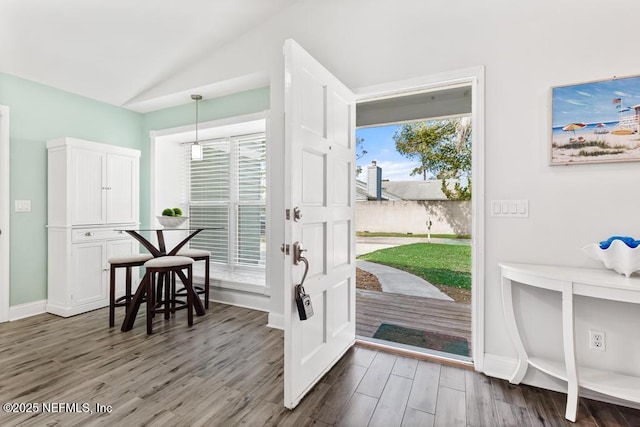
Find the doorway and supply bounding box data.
[0,105,9,323]
[353,69,485,370]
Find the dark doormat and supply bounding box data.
[373,323,470,357]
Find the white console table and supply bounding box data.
[500,262,640,422]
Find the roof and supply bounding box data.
[356,180,402,201]
[381,180,450,201]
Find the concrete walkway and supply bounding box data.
[356,260,452,301]
[355,236,469,301]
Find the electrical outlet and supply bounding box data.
[590,330,606,352]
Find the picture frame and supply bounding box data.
[550,74,640,165]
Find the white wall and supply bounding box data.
[357,200,471,236]
[136,0,640,394]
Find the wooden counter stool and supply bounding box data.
[108,253,153,327]
[177,248,211,309]
[143,256,195,335]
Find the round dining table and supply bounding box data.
[118,228,207,332]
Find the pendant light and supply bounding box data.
[191,94,203,161]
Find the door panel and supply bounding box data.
[283,39,356,409]
[107,154,138,224]
[302,223,326,278]
[71,148,105,225]
[71,241,106,305]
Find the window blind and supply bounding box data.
[186,133,266,269]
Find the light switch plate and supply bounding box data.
[15,200,31,212]
[491,200,528,218]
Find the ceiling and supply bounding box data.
[356,86,472,128]
[0,0,298,109]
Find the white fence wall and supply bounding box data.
[356,200,471,236]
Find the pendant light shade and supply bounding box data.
[191,94,203,161]
[191,143,203,161]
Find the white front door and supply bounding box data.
[283,39,356,409]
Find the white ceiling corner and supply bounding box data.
[0,0,298,110]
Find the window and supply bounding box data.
[187,133,266,271]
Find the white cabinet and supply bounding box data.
[46,138,141,317]
[48,137,139,226]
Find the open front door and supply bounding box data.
[283,39,356,409]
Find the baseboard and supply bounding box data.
[9,299,47,321]
[210,286,270,313]
[267,312,284,330]
[481,353,518,381]
[482,352,640,411]
[45,301,108,318]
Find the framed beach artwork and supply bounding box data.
[550,74,640,165]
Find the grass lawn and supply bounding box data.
[358,243,471,290]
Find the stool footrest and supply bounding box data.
[151,300,188,313]
[175,286,205,295]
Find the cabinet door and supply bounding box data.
[71,148,106,225]
[71,241,107,306]
[107,238,139,295]
[106,154,138,224]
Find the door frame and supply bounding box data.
[0,105,10,323]
[352,66,486,371]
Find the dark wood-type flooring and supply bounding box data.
[356,289,472,353]
[1,303,639,426]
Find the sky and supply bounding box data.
[355,124,425,182]
[551,75,640,128]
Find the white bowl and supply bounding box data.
[156,216,188,228]
[581,240,640,278]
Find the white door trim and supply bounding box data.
[353,66,486,372]
[0,105,10,323]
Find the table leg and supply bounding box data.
[175,269,205,316]
[121,273,149,332]
[501,275,529,384]
[168,229,204,255]
[562,281,578,422]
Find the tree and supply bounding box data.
[355,136,367,176]
[393,117,472,200]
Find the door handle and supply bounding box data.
[292,241,307,265]
[292,241,309,285]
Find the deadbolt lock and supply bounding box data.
[293,207,302,222]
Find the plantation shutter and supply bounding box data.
[186,133,266,269]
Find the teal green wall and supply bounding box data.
[0,73,269,307]
[0,73,144,305]
[139,87,270,227]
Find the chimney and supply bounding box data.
[367,161,382,201]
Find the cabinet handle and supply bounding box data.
[85,232,94,237]
[102,268,109,272]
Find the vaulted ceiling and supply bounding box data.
[0,0,298,109]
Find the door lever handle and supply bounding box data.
[292,242,309,289]
[292,241,307,265]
